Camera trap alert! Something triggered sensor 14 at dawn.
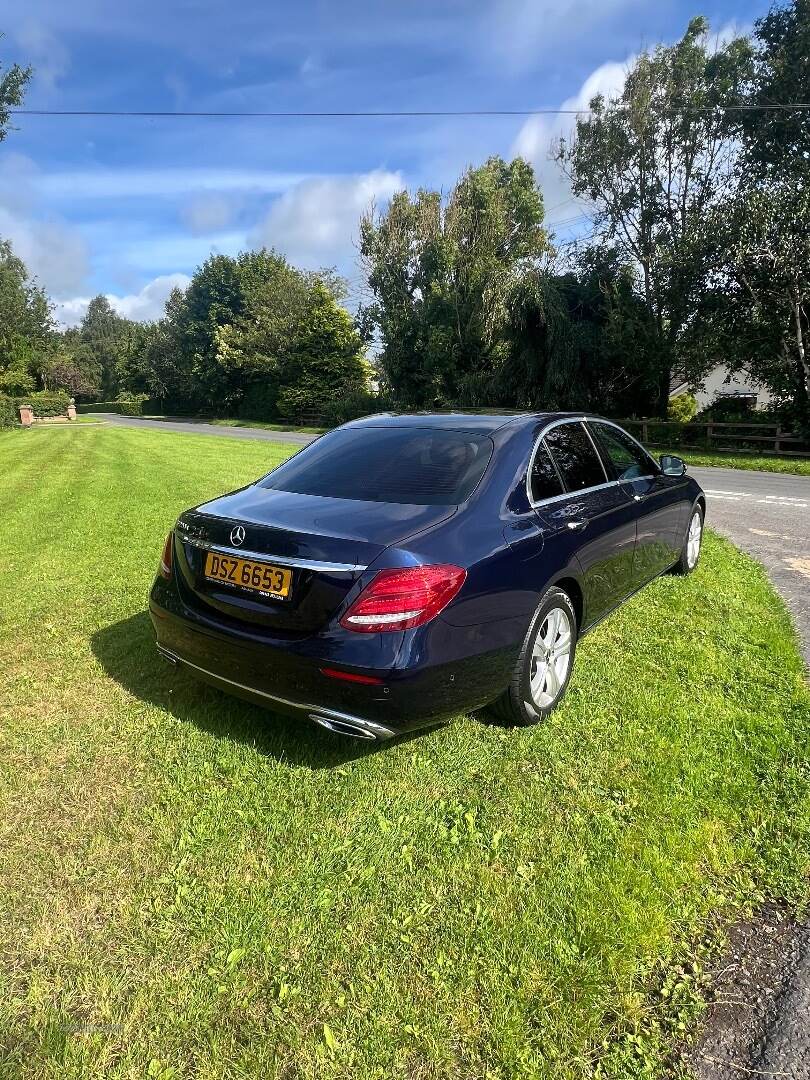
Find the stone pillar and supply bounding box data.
[19,405,33,428]
[67,404,77,420]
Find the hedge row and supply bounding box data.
[18,391,72,418]
[0,396,18,429]
[0,391,72,425]
[75,400,148,416]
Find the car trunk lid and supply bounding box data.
[173,486,455,634]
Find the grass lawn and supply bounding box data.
[0,426,808,1080]
[663,449,810,477]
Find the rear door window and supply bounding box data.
[589,421,654,481]
[543,422,607,493]
[529,442,564,502]
[261,426,493,506]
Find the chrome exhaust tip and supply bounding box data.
[309,714,377,740]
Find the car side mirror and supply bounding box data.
[659,454,687,477]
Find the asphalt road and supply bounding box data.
[90,412,315,445]
[690,464,810,666]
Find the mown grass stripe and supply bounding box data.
[0,425,807,1079]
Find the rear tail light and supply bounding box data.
[320,667,384,685]
[340,564,466,633]
[159,532,173,579]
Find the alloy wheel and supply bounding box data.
[529,606,573,708]
[686,511,702,569]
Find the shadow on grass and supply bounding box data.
[91,612,422,770]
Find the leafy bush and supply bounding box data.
[696,400,786,424]
[16,391,71,418]
[0,369,36,397]
[0,395,18,429]
[237,381,280,423]
[667,392,698,423]
[321,390,395,427]
[702,395,757,421]
[75,399,145,416]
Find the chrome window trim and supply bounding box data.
[177,534,366,573]
[526,417,613,509]
[531,478,622,509]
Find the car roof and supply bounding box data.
[344,411,590,434]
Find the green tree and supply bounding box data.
[360,156,550,407]
[211,251,322,411]
[493,247,658,414]
[740,0,810,182]
[0,39,31,143]
[701,183,810,427]
[215,264,368,420]
[76,296,133,398]
[0,239,53,394]
[275,283,369,420]
[690,3,810,428]
[556,17,752,415]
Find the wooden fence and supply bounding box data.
[619,419,809,458]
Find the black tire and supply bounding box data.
[670,504,704,576]
[488,586,577,726]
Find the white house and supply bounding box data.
[670,364,774,411]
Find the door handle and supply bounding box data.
[633,494,642,502]
[566,519,588,531]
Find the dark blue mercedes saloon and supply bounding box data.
[149,413,705,740]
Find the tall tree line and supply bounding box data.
[2,4,809,428]
[362,4,810,429]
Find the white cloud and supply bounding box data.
[250,170,403,268]
[38,168,311,201]
[182,194,239,235]
[483,0,636,73]
[511,57,631,231]
[0,154,90,296]
[0,209,90,296]
[15,21,70,91]
[54,273,191,328]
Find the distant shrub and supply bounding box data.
[237,381,280,423]
[321,390,395,427]
[667,392,698,423]
[698,397,764,423]
[0,395,18,429]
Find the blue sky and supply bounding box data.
[1,0,762,325]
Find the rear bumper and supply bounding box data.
[149,586,518,739]
[155,643,397,740]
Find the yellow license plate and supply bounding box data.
[204,551,293,599]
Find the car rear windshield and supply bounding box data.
[260,426,493,506]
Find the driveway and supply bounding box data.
[690,465,810,666]
[89,412,315,445]
[687,464,809,1080]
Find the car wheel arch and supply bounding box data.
[549,574,583,636]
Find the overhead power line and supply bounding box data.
[9,103,810,120]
